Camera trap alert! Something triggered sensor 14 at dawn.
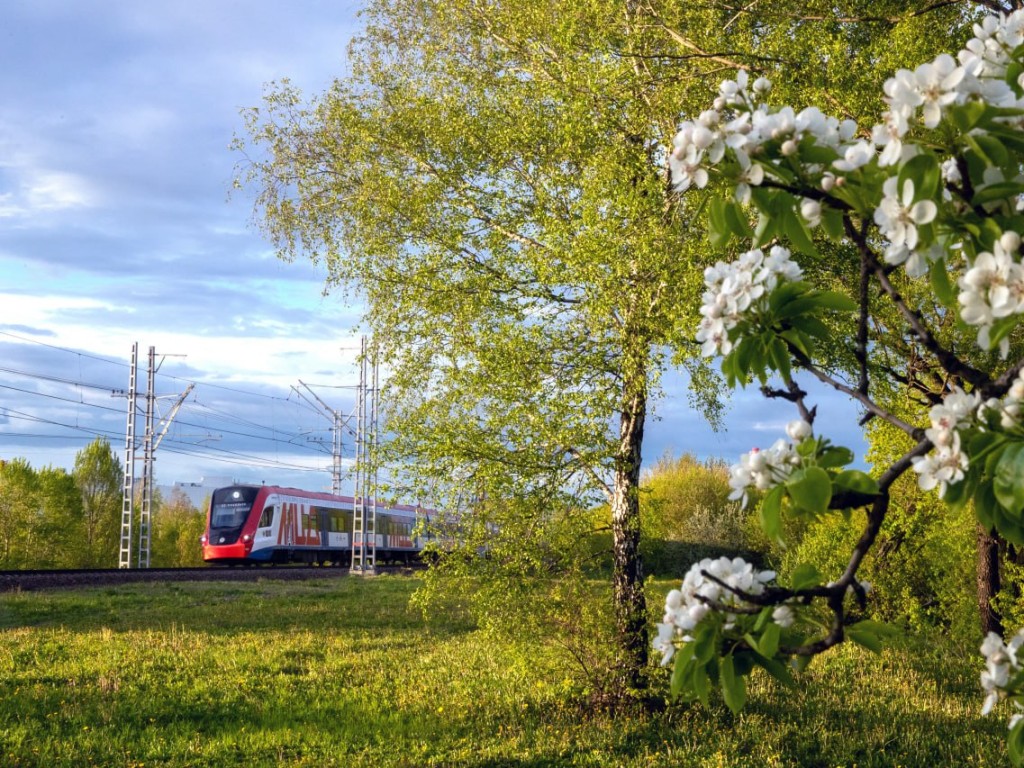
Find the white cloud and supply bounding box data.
[0,168,100,219]
[25,170,98,211]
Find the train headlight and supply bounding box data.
[242,534,252,543]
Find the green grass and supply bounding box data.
[0,576,1008,767]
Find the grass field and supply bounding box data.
[0,575,1008,767]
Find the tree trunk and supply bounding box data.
[977,524,1003,636]
[610,375,648,692]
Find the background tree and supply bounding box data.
[32,466,85,568]
[151,489,206,567]
[0,459,37,569]
[237,0,977,696]
[73,438,123,568]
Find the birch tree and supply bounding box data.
[237,0,976,695]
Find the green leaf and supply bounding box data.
[760,485,785,543]
[780,328,813,358]
[994,444,1024,515]
[1009,716,1024,767]
[833,469,879,496]
[942,470,977,513]
[781,204,819,257]
[692,660,711,707]
[671,647,688,700]
[809,291,858,312]
[789,314,830,340]
[847,628,883,654]
[670,642,696,699]
[769,336,791,382]
[949,101,987,132]
[898,153,940,200]
[708,198,731,250]
[820,207,845,240]
[972,181,1024,206]
[989,315,1019,350]
[758,621,782,658]
[975,480,998,533]
[693,623,717,665]
[973,134,1010,168]
[817,446,855,469]
[790,562,822,591]
[751,652,796,688]
[786,466,833,515]
[753,211,776,247]
[724,200,753,239]
[775,295,828,321]
[929,259,957,308]
[768,281,809,312]
[720,654,747,714]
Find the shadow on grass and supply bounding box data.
[0,576,477,638]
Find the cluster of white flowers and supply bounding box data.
[873,177,938,277]
[676,11,1024,360]
[958,231,1024,357]
[911,387,980,496]
[696,246,802,356]
[652,556,779,666]
[981,630,1024,728]
[668,71,858,197]
[993,370,1024,428]
[875,11,1024,168]
[727,419,810,506]
[672,9,1024,189]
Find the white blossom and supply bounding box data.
[772,605,795,628]
[695,246,801,357]
[729,437,800,506]
[980,629,1024,719]
[874,177,938,254]
[958,233,1024,354]
[786,419,813,441]
[799,198,822,228]
[657,556,778,651]
[832,140,875,172]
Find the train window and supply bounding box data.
[210,487,259,530]
[210,502,250,529]
[258,505,275,528]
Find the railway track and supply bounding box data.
[0,564,421,593]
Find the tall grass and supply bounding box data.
[0,576,1005,766]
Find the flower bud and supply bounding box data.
[786,419,812,441]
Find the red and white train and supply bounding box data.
[201,484,431,565]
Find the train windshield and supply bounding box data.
[210,487,259,532]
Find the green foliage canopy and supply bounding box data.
[236,0,979,695]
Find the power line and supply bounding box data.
[0,335,363,480]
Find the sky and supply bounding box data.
[0,0,870,499]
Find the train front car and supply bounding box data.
[201,485,266,563]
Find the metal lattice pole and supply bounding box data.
[119,343,138,569]
[138,346,155,569]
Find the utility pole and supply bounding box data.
[351,336,379,574]
[118,344,190,569]
[293,382,347,495]
[138,346,156,569]
[118,343,138,569]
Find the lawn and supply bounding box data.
[0,575,1007,766]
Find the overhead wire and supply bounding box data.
[0,334,353,477]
